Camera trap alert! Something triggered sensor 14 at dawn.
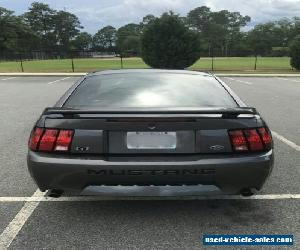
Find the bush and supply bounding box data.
[289,35,300,70]
[141,13,201,69]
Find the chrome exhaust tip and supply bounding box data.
[48,189,64,198]
[240,188,254,197]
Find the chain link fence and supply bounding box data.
[0,50,293,73]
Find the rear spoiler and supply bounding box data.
[43,107,258,118]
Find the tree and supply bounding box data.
[0,7,19,52]
[23,3,82,53]
[289,35,300,70]
[73,32,92,50]
[141,12,201,69]
[247,23,275,56]
[187,6,211,33]
[93,26,116,50]
[0,7,36,54]
[116,23,141,55]
[187,6,250,56]
[2,3,300,60]
[120,36,141,56]
[140,14,156,27]
[273,18,294,47]
[290,17,300,41]
[246,23,280,69]
[54,11,82,52]
[23,2,57,50]
[213,10,250,56]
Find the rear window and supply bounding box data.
[64,73,237,108]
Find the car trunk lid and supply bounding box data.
[40,107,261,155]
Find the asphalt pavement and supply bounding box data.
[0,76,299,249]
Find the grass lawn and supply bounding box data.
[0,57,295,73]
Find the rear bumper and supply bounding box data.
[27,151,274,195]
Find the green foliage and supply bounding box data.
[0,7,37,53]
[23,2,56,36]
[246,19,299,56]
[22,2,82,52]
[93,26,116,50]
[271,47,289,57]
[0,2,300,60]
[141,13,201,69]
[0,7,18,51]
[120,36,141,56]
[289,35,300,70]
[140,14,156,27]
[116,23,141,55]
[73,32,92,50]
[247,24,274,56]
[22,2,57,50]
[54,11,82,51]
[187,6,250,56]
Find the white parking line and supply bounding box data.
[47,77,71,85]
[224,77,253,85]
[1,77,17,81]
[272,131,300,151]
[0,189,44,250]
[0,194,299,202]
[276,77,300,83]
[0,192,298,248]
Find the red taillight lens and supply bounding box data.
[229,127,272,152]
[229,130,248,151]
[39,129,59,152]
[28,128,74,152]
[258,127,272,149]
[244,129,263,151]
[54,130,74,152]
[29,127,44,150]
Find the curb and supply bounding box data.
[215,73,300,77]
[0,73,87,77]
[0,73,300,77]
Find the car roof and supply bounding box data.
[88,69,212,77]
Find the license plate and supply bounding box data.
[127,132,177,149]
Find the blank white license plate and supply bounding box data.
[127,132,177,149]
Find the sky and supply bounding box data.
[1,0,300,34]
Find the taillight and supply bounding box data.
[244,129,263,151]
[28,127,73,153]
[39,129,59,151]
[54,130,74,152]
[229,127,272,152]
[29,128,44,150]
[258,127,272,150]
[228,130,248,151]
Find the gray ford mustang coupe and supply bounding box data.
[27,69,274,197]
